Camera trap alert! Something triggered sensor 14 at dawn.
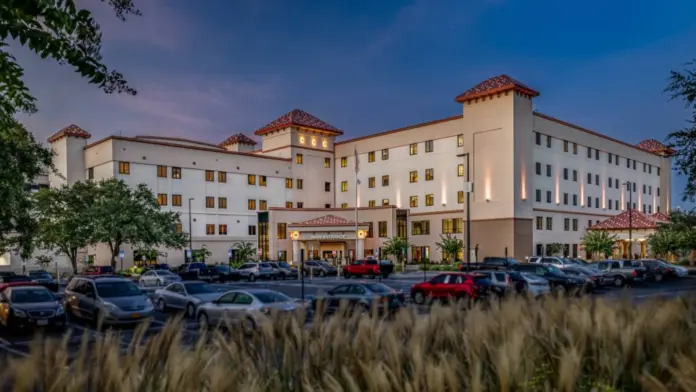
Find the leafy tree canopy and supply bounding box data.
[381,236,409,263]
[581,231,618,260]
[435,234,463,262]
[232,241,256,263]
[666,60,696,200]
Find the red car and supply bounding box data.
[84,266,115,276]
[343,259,394,279]
[410,272,491,305]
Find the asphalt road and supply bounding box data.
[0,273,694,362]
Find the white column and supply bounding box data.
[357,239,365,260]
[292,240,301,264]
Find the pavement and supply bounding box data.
[0,274,695,362]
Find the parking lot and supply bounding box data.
[0,272,694,362]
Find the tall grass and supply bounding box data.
[3,294,696,391]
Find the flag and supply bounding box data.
[354,147,359,174]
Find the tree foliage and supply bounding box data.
[232,241,256,263]
[545,243,565,257]
[646,228,682,259]
[381,236,409,264]
[666,60,696,200]
[435,234,463,262]
[581,231,618,260]
[647,210,696,264]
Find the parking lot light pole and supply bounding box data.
[622,182,633,260]
[188,198,194,262]
[457,153,471,270]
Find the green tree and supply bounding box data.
[33,182,97,274]
[381,236,409,267]
[646,228,682,260]
[90,179,186,269]
[232,241,256,264]
[34,254,53,269]
[545,243,565,257]
[665,209,696,264]
[192,245,212,263]
[435,234,463,263]
[581,231,618,260]
[666,60,696,200]
[0,1,140,254]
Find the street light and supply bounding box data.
[456,152,472,270]
[188,197,194,262]
[622,182,633,260]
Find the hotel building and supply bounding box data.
[4,75,673,268]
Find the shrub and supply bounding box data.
[4,295,696,391]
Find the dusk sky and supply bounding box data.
[11,0,696,205]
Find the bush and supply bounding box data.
[5,295,696,391]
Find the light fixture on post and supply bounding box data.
[622,181,633,260]
[456,152,472,270]
[188,197,195,262]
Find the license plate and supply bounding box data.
[131,313,141,318]
[36,319,48,326]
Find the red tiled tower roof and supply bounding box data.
[290,214,359,227]
[218,133,257,147]
[636,139,675,156]
[589,209,659,230]
[254,109,343,136]
[47,124,91,143]
[455,75,539,103]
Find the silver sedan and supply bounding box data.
[139,269,180,287]
[196,289,297,333]
[151,281,224,318]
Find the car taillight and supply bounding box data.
[632,270,637,277]
[666,268,671,273]
[506,276,512,286]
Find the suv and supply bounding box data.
[266,262,298,280]
[63,276,154,326]
[528,256,576,269]
[303,261,338,277]
[237,262,276,282]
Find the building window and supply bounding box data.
[368,151,375,162]
[341,203,348,208]
[411,220,430,235]
[546,217,553,230]
[218,172,227,183]
[535,162,541,175]
[546,164,551,177]
[248,199,256,210]
[248,225,257,235]
[546,135,551,148]
[615,178,619,189]
[595,149,599,160]
[425,140,434,153]
[258,200,266,211]
[563,140,569,152]
[573,143,577,154]
[118,162,130,175]
[535,133,541,145]
[573,170,577,182]
[286,202,293,208]
[563,168,568,180]
[572,219,578,231]
[657,187,660,196]
[457,134,464,147]
[324,157,331,168]
[219,225,228,235]
[341,181,348,192]
[587,147,592,158]
[409,143,418,155]
[297,202,303,208]
[285,178,293,189]
[382,199,390,206]
[608,199,612,210]
[643,162,646,172]
[648,165,652,174]
[458,164,464,177]
[341,157,347,167]
[88,167,94,179]
[218,197,227,209]
[410,196,418,208]
[325,204,331,208]
[205,170,214,182]
[368,177,375,188]
[259,175,267,187]
[157,165,167,178]
[175,223,182,233]
[277,223,287,239]
[172,194,182,207]
[535,189,541,202]
[409,171,418,183]
[608,177,612,187]
[206,224,215,235]
[382,175,390,186]
[366,222,374,238]
[608,153,613,164]
[573,194,577,206]
[296,154,303,164]
[587,196,592,208]
[546,191,552,203]
[325,182,331,192]
[626,158,631,168]
[378,221,387,237]
[425,168,434,181]
[382,149,389,160]
[172,167,181,179]
[296,178,303,189]
[206,197,215,208]
[368,200,375,207]
[563,193,568,205]
[248,174,256,185]
[458,191,464,203]
[564,218,570,231]
[425,194,434,206]
[157,194,167,206]
[587,173,592,184]
[536,217,543,230]
[593,174,598,185]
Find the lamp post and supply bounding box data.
[188,197,194,262]
[456,153,471,270]
[622,182,633,260]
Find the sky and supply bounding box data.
[10,0,696,206]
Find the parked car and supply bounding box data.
[196,289,298,333]
[0,275,32,284]
[84,266,115,276]
[0,282,66,332]
[138,269,181,287]
[215,265,242,282]
[632,259,676,282]
[528,256,577,269]
[63,276,154,326]
[592,260,646,287]
[342,259,393,279]
[476,270,514,298]
[152,281,225,318]
[410,272,492,305]
[237,262,276,282]
[310,282,406,317]
[303,260,338,277]
[656,260,689,277]
[27,271,59,292]
[177,263,218,282]
[266,262,298,280]
[560,266,607,292]
[513,271,551,298]
[459,257,521,271]
[147,263,171,271]
[568,258,592,267]
[516,264,587,296]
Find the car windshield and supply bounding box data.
[11,288,55,303]
[259,263,270,268]
[279,262,291,268]
[216,266,231,272]
[254,291,292,303]
[363,283,394,293]
[95,281,142,298]
[185,283,217,294]
[503,258,520,265]
[29,272,52,279]
[156,270,174,276]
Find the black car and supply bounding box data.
[517,264,587,296]
[27,271,59,292]
[0,283,66,332]
[214,265,241,282]
[310,282,406,317]
[632,259,676,282]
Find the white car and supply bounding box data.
[528,256,575,269]
[139,269,181,287]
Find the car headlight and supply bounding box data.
[103,302,120,312]
[13,308,27,318]
[145,298,153,306]
[55,306,64,315]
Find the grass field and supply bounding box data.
[2,295,696,391]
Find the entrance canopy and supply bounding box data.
[588,209,670,258]
[287,214,370,262]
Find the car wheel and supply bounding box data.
[613,276,625,287]
[157,299,167,312]
[655,273,664,282]
[413,291,426,305]
[248,274,256,282]
[198,313,209,330]
[186,303,196,318]
[319,270,326,278]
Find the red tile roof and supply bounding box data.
[651,212,670,222]
[455,75,540,103]
[47,124,91,143]
[636,139,675,156]
[254,109,343,136]
[589,209,660,230]
[290,214,361,227]
[218,133,258,147]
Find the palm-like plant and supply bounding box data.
[381,236,409,267]
[435,234,463,263]
[582,230,618,260]
[232,241,256,263]
[192,245,212,263]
